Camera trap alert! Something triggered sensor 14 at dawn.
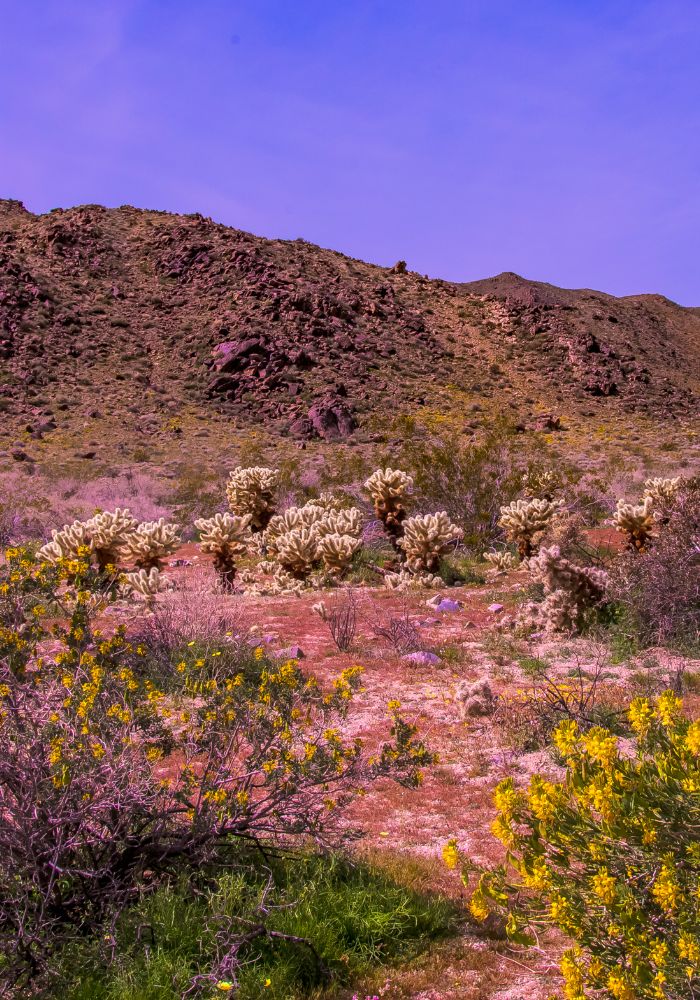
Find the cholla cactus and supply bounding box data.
[317,533,362,575]
[226,466,279,532]
[275,528,320,579]
[455,678,496,718]
[643,477,682,505]
[125,567,166,609]
[37,520,93,564]
[364,468,413,548]
[484,550,518,575]
[498,497,563,559]
[612,496,655,553]
[523,469,560,500]
[384,569,441,590]
[314,506,364,541]
[526,544,608,632]
[261,502,364,584]
[195,512,252,590]
[86,508,138,571]
[398,511,462,573]
[262,504,325,556]
[312,492,345,511]
[123,519,181,570]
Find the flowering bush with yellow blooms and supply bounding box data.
[0,547,433,992]
[446,692,700,999]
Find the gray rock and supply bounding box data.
[401,651,441,666]
[436,598,462,613]
[274,645,305,660]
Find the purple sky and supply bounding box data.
[1,1,698,304]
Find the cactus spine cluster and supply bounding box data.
[498,497,563,559]
[643,477,682,504]
[612,496,655,553]
[398,511,463,573]
[364,467,413,549]
[455,678,496,718]
[226,466,280,532]
[195,512,253,590]
[483,550,518,575]
[526,544,608,633]
[122,518,181,570]
[125,567,166,609]
[87,508,139,571]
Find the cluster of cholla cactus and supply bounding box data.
[398,512,463,573]
[611,477,684,551]
[122,518,181,570]
[364,468,413,549]
[498,497,563,559]
[195,512,253,590]
[384,568,442,591]
[525,544,608,633]
[37,509,181,575]
[37,519,94,565]
[240,499,364,593]
[226,466,280,532]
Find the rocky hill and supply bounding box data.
[1,199,698,460]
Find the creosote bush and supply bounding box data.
[0,547,433,993]
[446,692,700,1000]
[607,481,700,651]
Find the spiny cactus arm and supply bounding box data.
[611,496,655,552]
[274,527,320,579]
[398,511,463,572]
[317,533,362,574]
[364,467,414,501]
[37,520,93,562]
[498,497,563,558]
[194,512,253,552]
[642,477,682,504]
[122,518,181,569]
[225,466,280,531]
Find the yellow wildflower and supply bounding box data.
[685,722,700,755]
[441,839,460,870]
[652,863,682,913]
[656,690,682,727]
[607,970,636,1000]
[590,867,616,906]
[628,696,655,735]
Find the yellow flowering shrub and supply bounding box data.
[447,694,700,999]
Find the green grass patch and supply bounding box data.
[57,854,456,1000]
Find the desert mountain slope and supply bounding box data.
[0,200,698,452]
